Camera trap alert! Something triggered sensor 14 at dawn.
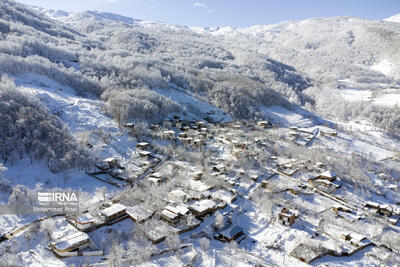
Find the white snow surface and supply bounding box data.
[384,14,400,23]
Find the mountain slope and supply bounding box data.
[384,14,400,23]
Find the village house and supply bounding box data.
[148,172,164,185]
[257,121,272,128]
[136,142,149,150]
[315,162,326,169]
[126,205,153,223]
[193,138,204,147]
[178,132,188,138]
[181,125,190,131]
[161,206,180,224]
[332,205,352,214]
[163,130,175,140]
[278,208,298,226]
[97,157,119,170]
[194,121,205,130]
[316,171,338,181]
[169,189,187,203]
[175,203,190,216]
[290,243,329,264]
[288,131,299,138]
[50,232,90,257]
[309,171,343,190]
[121,122,134,129]
[320,130,338,137]
[214,225,245,242]
[340,232,371,248]
[378,204,393,217]
[139,151,152,160]
[150,124,160,131]
[101,203,126,222]
[193,171,203,180]
[199,127,208,133]
[190,199,217,216]
[73,213,95,231]
[213,164,225,173]
[364,201,380,210]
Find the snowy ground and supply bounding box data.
[1,75,400,266]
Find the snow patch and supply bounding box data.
[371,59,395,77]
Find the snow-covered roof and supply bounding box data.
[169,189,187,199]
[104,157,118,163]
[320,171,338,178]
[190,199,216,213]
[137,142,149,146]
[175,203,189,215]
[75,213,94,224]
[126,205,152,222]
[163,130,175,134]
[53,232,89,251]
[165,205,180,214]
[150,172,162,178]
[161,208,179,220]
[219,225,243,239]
[101,203,126,218]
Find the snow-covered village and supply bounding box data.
[0,0,400,266]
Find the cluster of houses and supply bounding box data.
[157,117,209,148]
[363,201,400,225]
[64,118,394,263]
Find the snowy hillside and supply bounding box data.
[30,6,135,25]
